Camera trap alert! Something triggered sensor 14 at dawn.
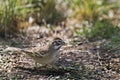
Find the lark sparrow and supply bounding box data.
[4,37,65,66]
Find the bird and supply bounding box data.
[4,37,66,67]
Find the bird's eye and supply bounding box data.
[58,40,63,44]
[58,40,61,43]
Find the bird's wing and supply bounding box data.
[21,49,48,58]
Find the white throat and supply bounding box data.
[54,45,61,50]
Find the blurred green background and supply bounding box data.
[0,0,120,41]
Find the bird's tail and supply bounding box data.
[3,47,22,53]
[3,47,34,56]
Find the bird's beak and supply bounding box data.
[62,41,66,45]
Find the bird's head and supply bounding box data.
[50,37,66,50]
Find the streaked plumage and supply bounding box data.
[4,37,65,66]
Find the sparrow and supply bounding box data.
[4,37,66,66]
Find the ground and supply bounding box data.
[0,33,120,79]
